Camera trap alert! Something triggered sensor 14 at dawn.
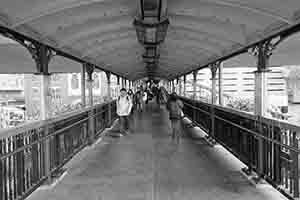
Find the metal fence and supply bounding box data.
[179,96,300,199]
[0,100,116,200]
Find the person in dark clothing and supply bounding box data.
[166,92,184,143]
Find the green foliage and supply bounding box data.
[226,97,254,112]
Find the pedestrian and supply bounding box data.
[128,89,134,112]
[116,88,133,136]
[142,89,148,110]
[166,92,184,144]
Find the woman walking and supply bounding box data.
[166,92,184,144]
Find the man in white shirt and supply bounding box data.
[117,88,133,135]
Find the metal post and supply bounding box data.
[193,70,198,100]
[210,64,218,105]
[183,75,186,97]
[253,41,272,180]
[218,62,224,106]
[86,65,95,145]
[81,64,86,107]
[106,72,112,126]
[178,77,182,96]
[172,80,175,93]
[32,44,53,184]
[209,63,218,143]
[40,73,51,183]
[40,75,49,120]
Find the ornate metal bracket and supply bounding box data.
[105,71,111,84]
[0,32,55,74]
[209,62,219,79]
[192,70,198,81]
[249,37,284,72]
[85,63,94,81]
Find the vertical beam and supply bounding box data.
[209,63,219,142]
[31,43,53,184]
[81,63,86,107]
[251,41,273,180]
[86,65,94,107]
[218,62,224,106]
[105,71,112,126]
[86,64,95,145]
[117,76,120,96]
[210,63,218,105]
[40,75,49,120]
[183,75,186,97]
[193,70,198,100]
[105,72,111,99]
[177,78,181,95]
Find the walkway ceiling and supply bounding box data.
[0,0,300,80]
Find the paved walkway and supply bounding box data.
[27,104,288,200]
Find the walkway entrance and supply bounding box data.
[27,103,287,200]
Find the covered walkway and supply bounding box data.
[1,1,300,200]
[26,103,287,200]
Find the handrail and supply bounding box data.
[179,96,300,199]
[0,101,115,140]
[0,100,117,200]
[180,96,300,132]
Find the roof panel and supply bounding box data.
[0,0,299,79]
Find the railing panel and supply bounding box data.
[179,96,300,199]
[0,101,116,200]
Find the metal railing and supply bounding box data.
[179,96,300,199]
[0,100,116,200]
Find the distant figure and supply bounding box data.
[134,90,143,112]
[128,89,134,112]
[117,88,133,136]
[142,89,148,109]
[166,92,184,143]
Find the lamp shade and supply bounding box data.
[133,18,169,45]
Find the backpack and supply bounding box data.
[168,100,183,119]
[118,96,129,102]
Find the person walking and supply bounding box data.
[166,92,184,144]
[117,88,133,136]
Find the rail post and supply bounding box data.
[252,41,273,180]
[32,43,53,184]
[86,64,95,145]
[209,63,218,142]
[106,72,112,127]
[292,132,299,197]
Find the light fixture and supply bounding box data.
[134,0,168,78]
[133,18,169,45]
[142,45,160,64]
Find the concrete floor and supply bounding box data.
[27,104,288,200]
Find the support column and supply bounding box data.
[176,78,180,95]
[117,76,120,95]
[81,63,86,107]
[253,42,271,180]
[86,64,95,145]
[29,43,53,184]
[40,75,50,120]
[105,72,112,126]
[254,42,272,117]
[193,70,198,100]
[218,62,224,106]
[172,80,175,93]
[209,63,219,144]
[210,63,218,105]
[183,75,186,97]
[105,72,111,100]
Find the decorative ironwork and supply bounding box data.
[209,62,219,79]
